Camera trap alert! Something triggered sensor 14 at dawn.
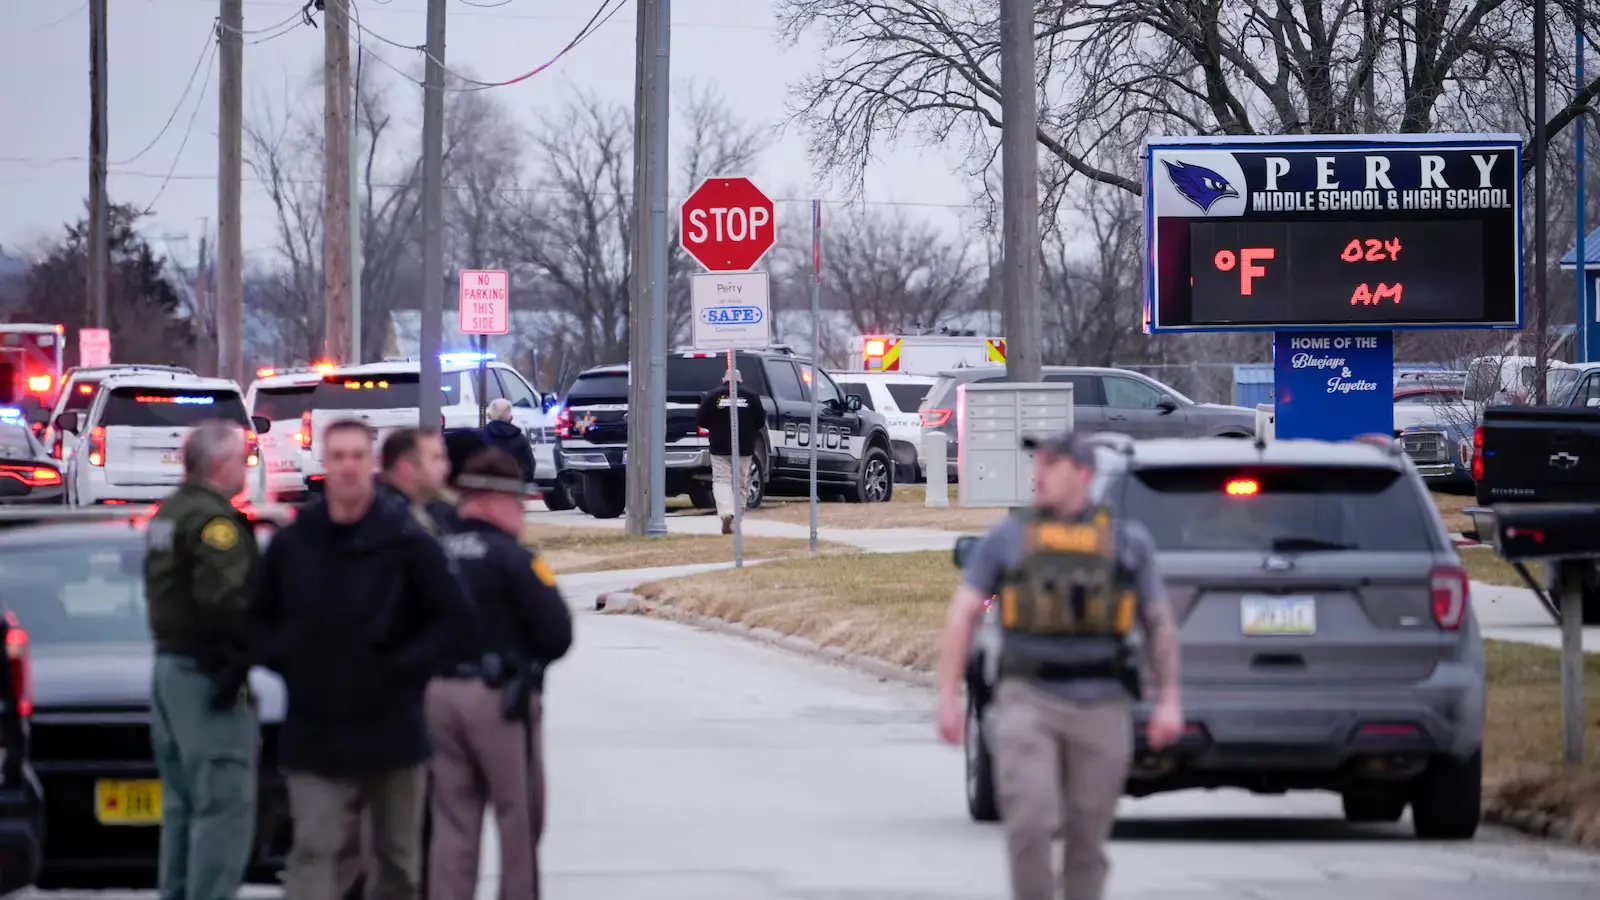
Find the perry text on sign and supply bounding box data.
[691,272,771,350]
[458,270,509,335]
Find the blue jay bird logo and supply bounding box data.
[1163,160,1239,212]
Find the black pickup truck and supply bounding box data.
[1470,404,1600,623]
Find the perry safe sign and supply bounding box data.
[1142,134,1523,332]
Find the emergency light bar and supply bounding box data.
[27,375,50,392]
[136,395,215,405]
[342,380,392,390]
[440,352,496,366]
[0,408,21,421]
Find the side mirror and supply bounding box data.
[55,412,80,435]
[845,394,863,412]
[1155,398,1178,414]
[250,415,272,434]
[542,393,558,412]
[953,534,979,568]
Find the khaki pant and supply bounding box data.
[425,677,545,900]
[987,681,1132,900]
[283,765,426,900]
[710,454,750,519]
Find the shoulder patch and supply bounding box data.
[531,556,557,587]
[200,517,240,551]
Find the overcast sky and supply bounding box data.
[0,0,977,266]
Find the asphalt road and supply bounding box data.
[28,567,1600,899]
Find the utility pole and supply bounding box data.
[87,0,109,332]
[1534,0,1550,403]
[999,0,1041,382]
[351,47,364,364]
[626,0,667,536]
[418,0,446,429]
[196,229,214,376]
[323,0,352,363]
[218,0,244,386]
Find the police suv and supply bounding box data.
[244,367,327,502]
[54,372,270,507]
[299,354,559,495]
[555,347,897,519]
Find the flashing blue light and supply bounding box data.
[440,351,496,366]
[170,395,216,405]
[0,407,21,420]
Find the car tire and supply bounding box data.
[844,446,893,503]
[689,485,716,510]
[583,472,626,520]
[965,694,1000,822]
[572,481,590,514]
[1411,750,1481,840]
[541,480,575,512]
[1341,789,1407,823]
[744,450,766,510]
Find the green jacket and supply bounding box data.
[144,481,260,655]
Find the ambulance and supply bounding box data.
[852,332,1007,376]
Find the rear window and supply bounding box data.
[834,381,875,409]
[667,357,733,394]
[253,385,316,421]
[566,372,629,403]
[101,388,249,428]
[308,373,452,410]
[1120,465,1435,552]
[1464,359,1502,401]
[0,537,148,644]
[887,383,931,412]
[63,379,100,410]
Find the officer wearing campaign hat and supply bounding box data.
[427,448,572,900]
[934,431,1185,900]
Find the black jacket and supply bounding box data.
[695,385,765,457]
[441,518,572,690]
[252,496,472,777]
[480,420,535,483]
[376,481,461,535]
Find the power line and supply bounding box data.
[110,22,218,167]
[223,0,771,31]
[138,32,221,216]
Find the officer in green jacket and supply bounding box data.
[144,420,261,900]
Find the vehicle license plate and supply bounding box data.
[160,451,181,465]
[95,779,162,825]
[1240,596,1316,636]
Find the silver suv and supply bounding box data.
[958,436,1483,840]
[918,366,1256,482]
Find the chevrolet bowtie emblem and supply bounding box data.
[1550,451,1580,470]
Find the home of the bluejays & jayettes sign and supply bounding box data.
[1142,134,1524,332]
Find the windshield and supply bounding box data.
[0,536,148,644]
[102,388,249,428]
[667,357,730,394]
[63,379,100,411]
[566,372,629,403]
[1120,465,1435,552]
[887,383,932,412]
[309,372,453,410]
[253,384,316,421]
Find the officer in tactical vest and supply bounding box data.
[144,420,262,900]
[935,431,1184,900]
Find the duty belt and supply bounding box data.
[999,659,1125,681]
[442,661,483,679]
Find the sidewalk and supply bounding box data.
[530,506,965,554]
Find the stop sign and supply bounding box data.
[679,176,776,272]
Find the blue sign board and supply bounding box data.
[1142,133,1523,333]
[1273,331,1394,441]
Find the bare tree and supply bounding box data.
[1037,184,1144,366]
[818,206,982,333]
[778,0,1600,207]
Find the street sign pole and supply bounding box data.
[477,334,488,428]
[727,348,742,567]
[809,200,821,554]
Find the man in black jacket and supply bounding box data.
[254,418,472,900]
[478,398,536,485]
[378,427,460,535]
[695,369,765,534]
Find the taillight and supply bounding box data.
[1430,565,1468,629]
[697,427,708,436]
[298,411,313,450]
[245,430,260,467]
[6,614,31,718]
[87,425,106,466]
[1470,425,1484,481]
[921,408,952,427]
[0,465,61,487]
[554,408,570,439]
[26,374,50,393]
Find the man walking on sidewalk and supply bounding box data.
[254,419,471,900]
[695,368,765,534]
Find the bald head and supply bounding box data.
[183,420,248,497]
[488,398,514,422]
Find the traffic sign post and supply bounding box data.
[79,328,111,368]
[459,270,508,427]
[680,177,776,272]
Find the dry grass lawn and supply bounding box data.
[636,551,1600,837]
[521,523,846,574]
[751,484,1009,532]
[1461,549,1534,588]
[1431,491,1476,536]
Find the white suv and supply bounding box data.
[45,364,195,463]
[298,355,558,492]
[244,368,326,501]
[57,373,268,506]
[828,371,936,481]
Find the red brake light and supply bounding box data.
[0,465,61,487]
[87,425,106,466]
[697,426,708,436]
[27,375,50,393]
[1470,425,1484,481]
[554,408,571,439]
[921,408,952,427]
[5,614,31,718]
[1430,565,1468,630]
[1224,478,1259,496]
[298,411,313,450]
[78,383,93,395]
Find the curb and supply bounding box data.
[1484,804,1585,845]
[594,591,936,688]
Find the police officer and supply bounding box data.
[935,432,1185,900]
[428,448,572,900]
[144,420,261,900]
[378,427,460,535]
